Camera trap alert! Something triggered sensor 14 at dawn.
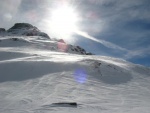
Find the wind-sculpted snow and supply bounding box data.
[0,23,93,55]
[0,35,150,113]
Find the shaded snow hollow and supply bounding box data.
[0,24,150,113]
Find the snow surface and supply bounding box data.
[0,35,150,113]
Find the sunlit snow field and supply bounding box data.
[0,36,150,113]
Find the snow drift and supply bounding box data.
[0,23,150,113]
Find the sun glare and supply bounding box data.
[50,5,78,39]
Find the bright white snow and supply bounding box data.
[0,35,150,113]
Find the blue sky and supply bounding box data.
[0,0,150,67]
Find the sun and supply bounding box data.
[50,5,79,39]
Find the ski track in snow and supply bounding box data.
[0,36,150,113]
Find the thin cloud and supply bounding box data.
[125,46,150,59]
[75,30,128,52]
[0,0,150,66]
[0,0,22,28]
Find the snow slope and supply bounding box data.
[0,30,150,113]
[0,23,92,55]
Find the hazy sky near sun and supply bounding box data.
[0,0,150,66]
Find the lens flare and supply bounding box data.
[57,40,68,52]
[74,69,87,84]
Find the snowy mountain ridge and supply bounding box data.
[0,23,150,113]
[1,23,50,39]
[0,23,92,55]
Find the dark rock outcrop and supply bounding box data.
[0,28,6,32]
[69,44,93,55]
[86,52,93,55]
[8,23,37,31]
[7,23,50,39]
[2,23,93,55]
